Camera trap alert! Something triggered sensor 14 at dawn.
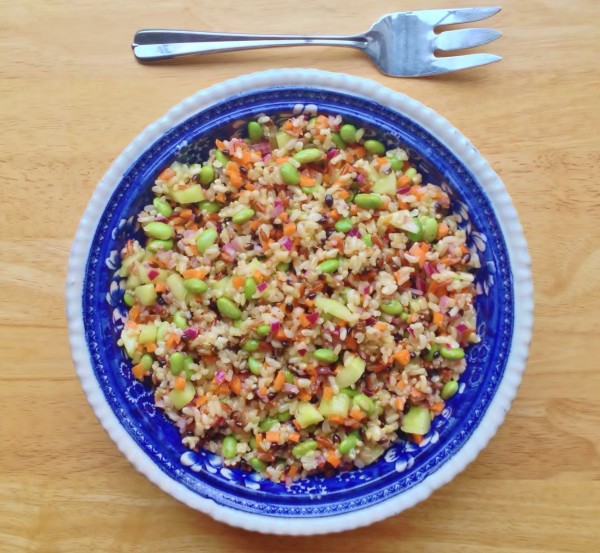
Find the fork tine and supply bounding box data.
[427,6,502,26]
[430,53,502,75]
[435,28,502,51]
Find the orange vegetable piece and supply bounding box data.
[433,312,444,326]
[283,222,296,236]
[394,349,411,366]
[131,364,145,380]
[273,371,286,392]
[158,167,175,180]
[266,431,280,443]
[232,276,245,289]
[326,451,341,468]
[288,432,301,443]
[173,376,186,391]
[230,374,242,396]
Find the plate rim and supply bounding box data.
[66,68,533,535]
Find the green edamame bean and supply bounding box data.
[353,393,375,415]
[249,457,267,473]
[276,262,290,272]
[147,239,173,252]
[242,339,260,352]
[184,278,208,294]
[423,343,440,361]
[144,222,173,240]
[331,132,346,150]
[318,258,340,273]
[441,380,459,400]
[244,277,257,301]
[153,197,173,217]
[248,121,264,143]
[354,193,383,210]
[284,370,294,384]
[232,319,243,330]
[199,165,215,186]
[334,218,353,234]
[338,431,360,455]
[173,311,188,330]
[340,124,357,144]
[277,411,291,422]
[215,150,229,166]
[249,436,257,450]
[362,234,373,247]
[421,217,439,243]
[313,348,338,363]
[170,352,184,375]
[293,148,324,164]
[196,228,218,253]
[405,167,417,179]
[232,208,255,225]
[256,324,270,336]
[140,354,153,371]
[440,346,465,360]
[259,418,278,431]
[341,388,358,398]
[198,201,222,213]
[380,300,404,316]
[280,162,300,185]
[406,218,423,242]
[364,139,386,155]
[222,435,238,459]
[123,291,135,307]
[217,297,242,320]
[388,157,403,171]
[292,439,318,458]
[247,356,262,375]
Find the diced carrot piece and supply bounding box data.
[327,415,346,425]
[145,343,157,353]
[292,419,302,431]
[349,406,365,421]
[182,268,207,280]
[394,349,410,366]
[273,371,286,392]
[131,364,145,380]
[395,397,406,411]
[195,395,208,407]
[430,402,445,413]
[433,312,444,326]
[438,223,450,239]
[230,375,242,396]
[278,211,289,223]
[413,434,424,444]
[215,139,226,150]
[287,465,299,478]
[174,376,186,391]
[158,167,175,180]
[232,276,245,289]
[299,175,316,188]
[259,386,268,396]
[154,282,166,294]
[283,222,296,236]
[225,162,243,188]
[274,329,286,341]
[326,451,341,468]
[255,433,264,447]
[398,175,411,187]
[323,386,334,400]
[337,189,350,200]
[288,432,301,443]
[129,305,140,322]
[252,270,264,283]
[179,208,193,220]
[266,431,280,443]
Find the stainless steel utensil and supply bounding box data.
[132,7,502,77]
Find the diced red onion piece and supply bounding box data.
[357,173,365,183]
[397,186,411,195]
[229,238,243,252]
[326,148,339,159]
[456,323,468,333]
[183,327,198,340]
[306,311,320,325]
[281,236,293,251]
[215,369,226,385]
[270,320,280,333]
[415,276,426,293]
[257,282,267,292]
[222,243,236,258]
[269,202,285,219]
[147,269,159,281]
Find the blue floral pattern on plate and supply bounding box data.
[89,87,512,517]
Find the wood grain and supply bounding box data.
[1,0,599,551]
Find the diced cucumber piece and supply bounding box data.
[134,284,157,306]
[168,185,205,204]
[372,172,397,195]
[213,276,236,299]
[168,381,196,409]
[400,406,431,435]
[357,445,384,465]
[276,130,294,150]
[166,273,188,302]
[295,402,324,428]
[125,274,141,290]
[318,393,351,418]
[120,330,139,359]
[336,353,366,388]
[138,324,158,344]
[315,296,358,324]
[156,321,170,342]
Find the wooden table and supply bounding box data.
[2,1,599,551]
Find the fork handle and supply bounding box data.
[132,29,368,62]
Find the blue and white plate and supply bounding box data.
[66,69,533,535]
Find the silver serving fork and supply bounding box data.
[132,7,502,77]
